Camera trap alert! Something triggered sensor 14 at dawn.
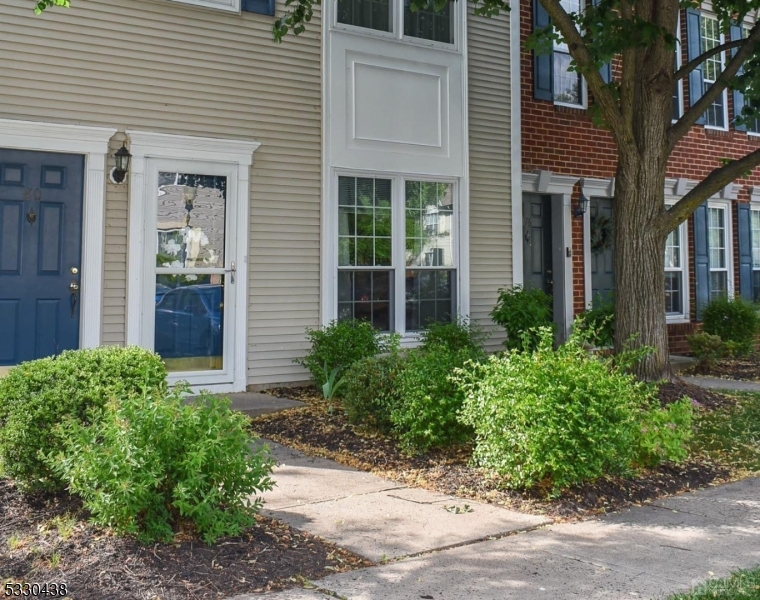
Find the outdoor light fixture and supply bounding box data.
[109,143,132,185]
[573,192,589,218]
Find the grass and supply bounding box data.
[689,392,760,475]
[666,567,760,599]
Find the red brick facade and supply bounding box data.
[520,0,760,354]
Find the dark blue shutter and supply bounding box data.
[591,0,612,83]
[686,8,705,125]
[738,203,753,299]
[242,0,274,16]
[730,24,747,131]
[694,202,710,320]
[533,0,553,100]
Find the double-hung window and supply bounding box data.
[337,0,455,44]
[665,225,686,317]
[553,0,584,106]
[337,175,457,334]
[752,207,760,300]
[708,205,729,299]
[701,14,728,129]
[741,26,760,135]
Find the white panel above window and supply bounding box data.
[167,0,241,13]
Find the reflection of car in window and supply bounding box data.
[154,284,223,359]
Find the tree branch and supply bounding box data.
[538,0,629,146]
[668,21,760,151]
[660,148,760,234]
[672,39,743,81]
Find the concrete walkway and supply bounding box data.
[683,375,760,392]
[235,476,760,600]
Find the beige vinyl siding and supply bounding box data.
[467,10,512,349]
[0,0,321,385]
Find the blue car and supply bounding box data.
[154,284,223,358]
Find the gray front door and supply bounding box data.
[590,197,614,307]
[523,194,553,295]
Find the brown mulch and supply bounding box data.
[0,479,370,599]
[688,353,760,382]
[253,385,732,521]
[657,377,735,410]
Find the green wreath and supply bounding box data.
[590,215,613,254]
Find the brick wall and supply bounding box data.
[520,0,760,353]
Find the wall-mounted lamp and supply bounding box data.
[109,143,132,184]
[573,192,589,218]
[183,185,198,211]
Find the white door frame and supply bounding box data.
[0,118,116,351]
[125,131,260,393]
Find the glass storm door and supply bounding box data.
[146,161,238,385]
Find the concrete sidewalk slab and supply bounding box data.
[221,392,305,418]
[260,441,549,562]
[682,376,760,392]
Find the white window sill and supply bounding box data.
[554,101,587,110]
[704,124,729,132]
[666,316,691,324]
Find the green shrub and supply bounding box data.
[295,320,397,388]
[687,332,726,370]
[456,328,691,493]
[0,346,167,492]
[490,285,553,352]
[392,345,484,452]
[419,319,488,353]
[702,296,760,356]
[46,386,274,544]
[635,398,693,467]
[574,299,615,347]
[341,353,406,432]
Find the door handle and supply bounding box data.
[69,281,79,318]
[225,261,236,284]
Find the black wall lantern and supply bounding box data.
[573,192,589,218]
[109,143,132,185]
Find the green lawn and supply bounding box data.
[689,392,760,474]
[666,567,760,599]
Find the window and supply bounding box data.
[708,206,729,299]
[741,26,760,135]
[673,13,683,121]
[242,0,274,15]
[701,14,728,128]
[336,175,457,334]
[752,208,760,300]
[665,225,685,316]
[337,0,455,44]
[553,0,583,106]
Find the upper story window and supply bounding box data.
[337,0,455,44]
[700,14,728,129]
[553,0,584,106]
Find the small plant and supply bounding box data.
[295,320,398,388]
[634,398,693,467]
[490,285,553,352]
[456,328,692,494]
[419,319,488,353]
[7,534,24,551]
[687,332,726,371]
[391,345,484,452]
[702,296,760,357]
[46,385,275,544]
[341,353,406,432]
[574,299,615,347]
[321,363,347,401]
[48,552,61,569]
[0,346,167,493]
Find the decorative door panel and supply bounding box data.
[0,149,84,366]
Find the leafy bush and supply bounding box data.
[341,353,406,432]
[687,332,726,371]
[46,386,274,544]
[295,320,398,388]
[490,285,553,352]
[702,296,760,357]
[574,299,615,347]
[0,346,166,492]
[456,328,691,493]
[634,398,693,467]
[391,345,484,452]
[419,319,487,354]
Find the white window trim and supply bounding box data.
[0,118,116,351]
[552,0,587,109]
[331,0,465,53]
[673,11,684,122]
[166,0,241,12]
[706,198,735,298]
[701,13,730,131]
[125,130,260,394]
[664,201,690,323]
[327,168,462,341]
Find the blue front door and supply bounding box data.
[0,149,85,366]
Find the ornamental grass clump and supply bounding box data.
[456,328,692,494]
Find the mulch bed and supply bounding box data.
[253,383,732,521]
[657,378,736,409]
[0,479,370,599]
[687,353,760,382]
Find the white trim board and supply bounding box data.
[511,1,523,286]
[0,118,116,350]
[124,130,260,393]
